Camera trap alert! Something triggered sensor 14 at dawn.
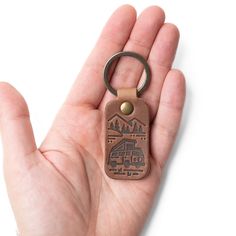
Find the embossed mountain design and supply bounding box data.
[108,114,145,135]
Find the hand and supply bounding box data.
[0,5,185,236]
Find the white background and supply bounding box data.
[0,0,236,235]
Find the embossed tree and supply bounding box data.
[109,122,115,130]
[121,124,126,133]
[115,119,120,132]
[121,125,130,134]
[133,122,138,133]
[138,125,143,133]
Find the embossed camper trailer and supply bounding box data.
[108,139,144,168]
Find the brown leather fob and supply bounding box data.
[104,88,150,180]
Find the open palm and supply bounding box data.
[0,5,185,236]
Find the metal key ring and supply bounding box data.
[103,51,151,97]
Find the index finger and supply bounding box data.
[65,5,136,108]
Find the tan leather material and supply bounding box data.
[117,88,137,98]
[104,88,150,180]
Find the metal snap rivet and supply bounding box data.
[120,101,134,115]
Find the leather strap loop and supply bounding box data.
[117,88,137,99]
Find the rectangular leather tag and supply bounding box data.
[104,94,150,180]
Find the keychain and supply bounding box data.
[103,51,151,180]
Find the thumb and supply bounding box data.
[0,82,38,173]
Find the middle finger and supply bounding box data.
[99,6,165,110]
